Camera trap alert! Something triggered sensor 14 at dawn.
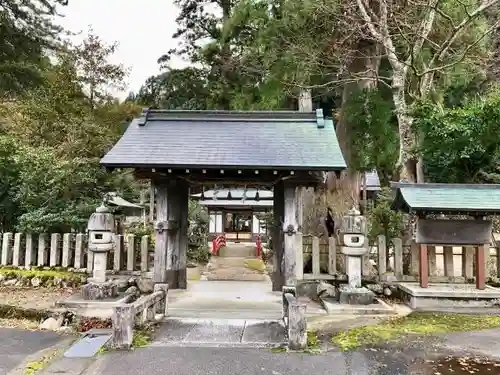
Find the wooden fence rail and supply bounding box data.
[0,232,153,273]
[301,234,500,283]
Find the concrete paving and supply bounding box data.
[151,318,286,348]
[0,328,66,375]
[167,280,284,320]
[167,280,326,320]
[67,345,478,375]
[440,328,500,359]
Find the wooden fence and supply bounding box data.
[302,235,500,283]
[3,231,499,284]
[0,232,153,273]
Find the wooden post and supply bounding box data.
[462,246,474,279]
[25,233,34,267]
[443,246,454,277]
[484,242,491,281]
[113,234,123,271]
[476,245,486,290]
[428,245,437,277]
[126,234,135,271]
[74,233,84,269]
[419,244,429,288]
[177,181,189,289]
[140,235,149,272]
[50,233,61,267]
[37,234,48,266]
[393,238,403,280]
[166,181,181,289]
[311,236,320,276]
[283,185,298,286]
[272,182,285,291]
[12,233,22,267]
[328,237,337,275]
[62,233,72,268]
[154,183,168,283]
[1,233,13,266]
[295,187,304,281]
[149,183,155,222]
[377,235,387,276]
[410,240,420,276]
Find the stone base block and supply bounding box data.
[82,281,118,300]
[338,285,375,305]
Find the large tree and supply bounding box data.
[0,0,68,97]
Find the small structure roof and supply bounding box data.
[104,192,142,209]
[100,109,346,171]
[363,170,381,191]
[391,183,500,214]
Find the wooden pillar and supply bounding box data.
[476,244,486,290]
[283,185,298,286]
[153,183,168,283]
[177,181,189,289]
[419,244,429,288]
[272,182,285,291]
[295,187,304,281]
[166,181,181,289]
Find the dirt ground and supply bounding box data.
[0,287,76,329]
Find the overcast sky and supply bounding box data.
[58,0,190,99]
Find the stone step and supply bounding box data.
[151,317,286,347]
[219,245,257,258]
[166,309,283,320]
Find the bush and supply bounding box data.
[366,187,404,243]
[188,200,211,264]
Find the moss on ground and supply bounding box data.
[332,312,500,351]
[307,330,319,347]
[131,325,156,348]
[0,266,85,282]
[244,259,267,272]
[25,350,59,375]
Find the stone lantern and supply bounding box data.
[83,203,118,300]
[339,207,374,305]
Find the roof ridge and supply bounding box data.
[138,108,320,125]
[391,182,500,190]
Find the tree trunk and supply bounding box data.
[392,69,418,182]
[327,41,380,204]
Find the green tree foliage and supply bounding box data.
[74,30,127,109]
[0,0,68,97]
[0,29,142,232]
[415,90,500,184]
[135,68,210,109]
[342,88,398,185]
[187,200,211,264]
[367,188,405,243]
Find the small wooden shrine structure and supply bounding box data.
[191,188,272,241]
[391,182,500,290]
[101,109,346,290]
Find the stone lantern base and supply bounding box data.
[82,281,119,301]
[338,285,375,305]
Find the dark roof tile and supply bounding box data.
[100,110,346,170]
